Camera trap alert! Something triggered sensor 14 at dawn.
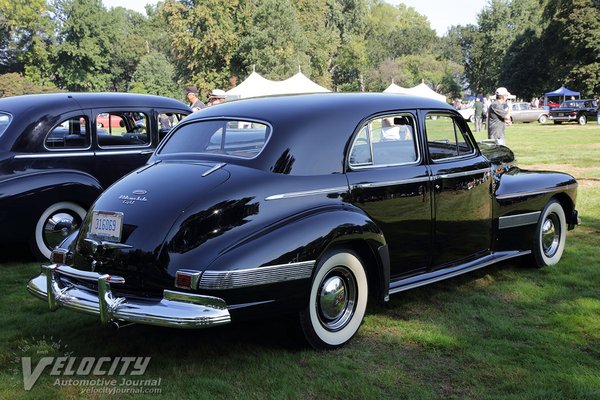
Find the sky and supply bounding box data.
[101,0,488,36]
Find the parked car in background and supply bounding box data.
[549,99,598,125]
[458,105,475,122]
[28,93,579,349]
[0,92,191,259]
[509,102,549,123]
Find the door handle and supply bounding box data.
[140,150,154,155]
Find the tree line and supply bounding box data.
[0,0,598,102]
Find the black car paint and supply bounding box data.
[0,93,191,256]
[51,93,578,323]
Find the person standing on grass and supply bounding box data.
[473,97,483,132]
[487,87,512,146]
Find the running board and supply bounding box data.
[388,250,530,295]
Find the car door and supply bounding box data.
[21,112,95,175]
[92,108,155,188]
[422,111,492,269]
[346,113,432,279]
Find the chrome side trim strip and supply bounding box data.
[95,150,150,156]
[496,184,578,200]
[353,176,431,189]
[498,211,541,229]
[389,251,530,295]
[14,152,95,159]
[437,168,490,179]
[27,264,231,328]
[265,188,347,201]
[202,163,227,177]
[199,260,316,290]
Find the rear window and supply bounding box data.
[0,112,11,137]
[159,120,270,159]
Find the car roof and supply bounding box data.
[0,93,191,151]
[0,92,190,114]
[175,93,455,175]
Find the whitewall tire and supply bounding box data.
[532,200,567,267]
[299,249,368,349]
[31,202,87,260]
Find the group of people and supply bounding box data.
[184,86,227,111]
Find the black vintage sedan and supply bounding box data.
[28,93,578,349]
[549,99,598,125]
[0,93,190,259]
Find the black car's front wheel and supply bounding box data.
[532,199,567,267]
[31,201,86,260]
[299,249,368,350]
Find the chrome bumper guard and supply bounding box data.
[27,264,231,328]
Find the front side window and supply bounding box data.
[159,119,270,159]
[45,116,90,149]
[96,111,150,147]
[0,112,11,137]
[349,114,417,168]
[425,114,474,161]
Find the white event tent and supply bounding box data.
[226,69,330,99]
[383,80,447,103]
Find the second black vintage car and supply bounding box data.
[28,93,578,349]
[0,93,191,259]
[549,99,598,125]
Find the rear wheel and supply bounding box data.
[299,249,368,349]
[30,202,86,260]
[531,199,566,267]
[578,114,587,125]
[538,114,548,124]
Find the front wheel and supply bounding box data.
[532,199,567,267]
[578,114,587,125]
[30,202,87,260]
[299,249,368,349]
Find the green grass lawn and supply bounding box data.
[1,122,599,399]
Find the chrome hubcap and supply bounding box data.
[43,211,81,249]
[542,214,560,257]
[317,267,356,331]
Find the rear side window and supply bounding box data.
[96,111,150,147]
[349,114,418,168]
[425,114,474,161]
[45,116,90,149]
[159,119,270,159]
[0,112,11,137]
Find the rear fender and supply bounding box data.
[205,206,390,307]
[0,170,103,241]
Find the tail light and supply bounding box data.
[175,270,202,290]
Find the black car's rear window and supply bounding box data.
[0,112,11,137]
[159,119,270,159]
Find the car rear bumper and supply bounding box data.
[27,264,231,328]
[549,115,576,121]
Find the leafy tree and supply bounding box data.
[53,0,112,91]
[0,72,58,97]
[240,0,310,81]
[365,1,437,65]
[130,51,179,98]
[541,0,600,96]
[0,0,53,76]
[161,0,247,95]
[105,7,148,92]
[292,0,339,88]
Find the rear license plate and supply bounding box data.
[88,211,123,242]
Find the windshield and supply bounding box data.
[159,119,270,159]
[0,112,11,137]
[561,101,582,108]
